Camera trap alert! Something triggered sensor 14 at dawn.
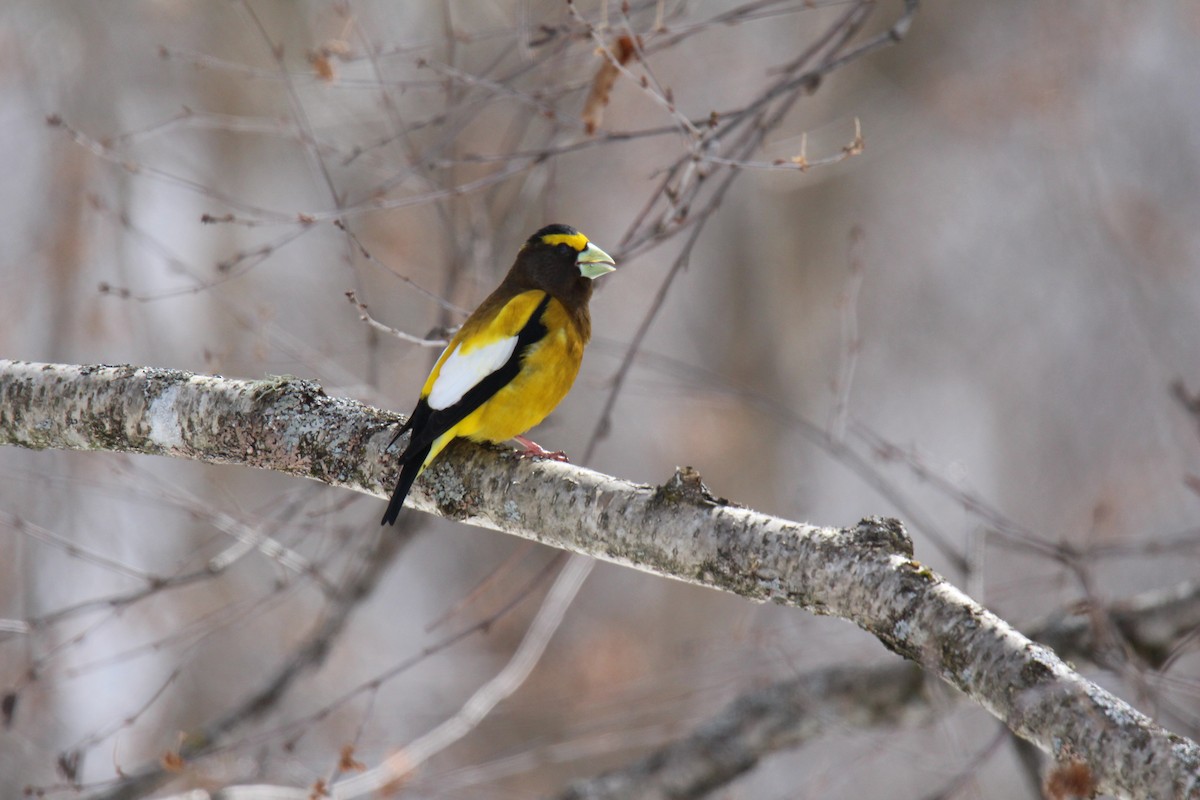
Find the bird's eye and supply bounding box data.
[557,243,572,255]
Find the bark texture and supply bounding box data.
[1,359,1197,799]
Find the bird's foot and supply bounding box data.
[514,435,570,463]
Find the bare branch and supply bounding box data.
[335,555,594,797]
[343,290,450,347]
[559,579,1200,800]
[86,517,414,800]
[1,359,1197,799]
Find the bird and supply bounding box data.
[381,224,616,525]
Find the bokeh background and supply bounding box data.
[2,1,1199,797]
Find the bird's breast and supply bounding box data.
[460,301,586,443]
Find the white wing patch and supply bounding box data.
[427,335,519,410]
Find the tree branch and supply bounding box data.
[2,359,1197,799]
[558,579,1200,799]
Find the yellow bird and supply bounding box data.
[381,224,616,525]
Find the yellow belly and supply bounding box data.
[456,324,583,443]
[415,295,588,475]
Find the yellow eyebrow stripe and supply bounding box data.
[541,232,589,251]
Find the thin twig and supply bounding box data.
[829,224,866,441]
[344,290,451,347]
[333,555,593,798]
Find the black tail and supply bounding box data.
[381,442,431,526]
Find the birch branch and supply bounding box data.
[559,579,1200,800]
[1,359,1197,800]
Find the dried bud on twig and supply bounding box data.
[582,34,640,135]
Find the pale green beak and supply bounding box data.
[577,242,616,279]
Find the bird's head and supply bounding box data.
[508,225,616,303]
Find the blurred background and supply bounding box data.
[2,1,1199,797]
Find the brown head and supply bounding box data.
[501,225,616,330]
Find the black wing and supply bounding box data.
[381,294,551,525]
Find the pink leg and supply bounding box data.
[513,435,569,462]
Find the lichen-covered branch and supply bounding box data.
[559,580,1200,800]
[1,360,1197,799]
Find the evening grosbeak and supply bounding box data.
[381,224,616,525]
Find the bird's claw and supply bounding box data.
[514,436,570,463]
